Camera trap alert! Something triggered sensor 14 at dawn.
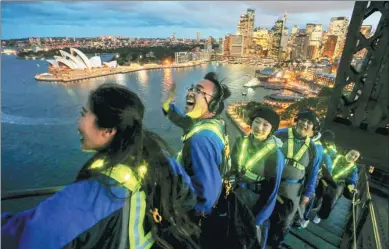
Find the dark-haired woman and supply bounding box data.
[2,83,200,249]
[229,105,285,249]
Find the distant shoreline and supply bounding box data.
[35,61,209,83]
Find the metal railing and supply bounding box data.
[2,186,64,201]
[2,165,386,249]
[368,167,389,195]
[340,165,383,249]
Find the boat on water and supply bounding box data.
[266,93,304,101]
[255,67,275,80]
[263,84,282,90]
[243,77,261,88]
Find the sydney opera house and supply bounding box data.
[47,48,117,71]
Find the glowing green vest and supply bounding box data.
[89,160,154,249]
[331,155,356,181]
[238,136,277,181]
[285,128,311,171]
[176,119,230,176]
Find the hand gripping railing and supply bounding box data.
[340,165,382,249]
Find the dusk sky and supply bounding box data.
[1,1,381,39]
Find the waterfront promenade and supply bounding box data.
[35,60,208,83]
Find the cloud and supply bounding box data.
[1,1,380,39]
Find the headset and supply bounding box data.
[204,72,225,113]
[208,81,224,113]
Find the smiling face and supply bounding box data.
[251,117,272,141]
[185,79,216,116]
[345,150,360,163]
[78,105,116,151]
[295,118,314,137]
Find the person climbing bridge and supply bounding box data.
[229,104,285,249]
[267,110,322,249]
[311,149,360,224]
[2,83,200,249]
[161,72,232,248]
[296,130,337,229]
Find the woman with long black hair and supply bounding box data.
[2,83,200,249]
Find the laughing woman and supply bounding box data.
[230,104,285,249]
[2,83,200,249]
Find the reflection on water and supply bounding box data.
[162,68,173,92]
[2,55,271,202]
[115,73,127,86]
[246,88,256,100]
[65,88,79,104]
[137,70,148,86]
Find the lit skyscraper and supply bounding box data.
[271,18,284,59]
[328,17,349,59]
[304,24,322,60]
[225,34,244,57]
[196,32,200,41]
[288,25,300,48]
[280,12,288,57]
[292,30,309,61]
[328,17,349,37]
[237,8,255,55]
[253,28,271,56]
[322,35,338,59]
[305,24,323,46]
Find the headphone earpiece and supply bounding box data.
[208,82,224,113]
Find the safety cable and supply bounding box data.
[365,172,382,249]
[352,191,358,249]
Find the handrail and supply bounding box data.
[341,165,383,249]
[1,186,65,201]
[351,192,358,249]
[364,172,382,249]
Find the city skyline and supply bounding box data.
[1,1,380,40]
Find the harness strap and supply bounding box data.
[177,119,226,164]
[333,162,356,180]
[238,137,250,168]
[286,128,310,170]
[237,137,276,181]
[181,120,225,144]
[92,163,155,249]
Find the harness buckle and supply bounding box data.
[151,208,163,223]
[224,179,232,198]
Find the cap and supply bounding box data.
[249,106,280,131]
[321,130,335,144]
[296,110,321,130]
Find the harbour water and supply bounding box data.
[1,55,270,211]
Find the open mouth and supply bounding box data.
[186,98,195,107]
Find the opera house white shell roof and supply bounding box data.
[47,48,117,69]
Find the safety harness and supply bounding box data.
[89,160,157,249]
[286,128,311,171]
[331,155,356,182]
[177,118,231,177]
[237,136,277,181]
[277,128,311,204]
[176,118,232,216]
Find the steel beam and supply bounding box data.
[324,2,389,170]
